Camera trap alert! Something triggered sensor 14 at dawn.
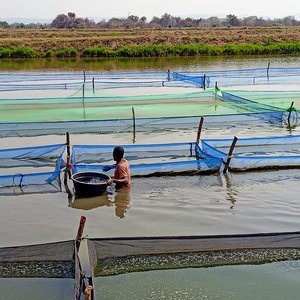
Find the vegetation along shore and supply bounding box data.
[1,12,300,58]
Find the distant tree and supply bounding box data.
[282,16,298,26]
[205,16,222,27]
[0,21,9,28]
[67,12,76,19]
[149,16,160,27]
[226,14,240,26]
[74,18,85,28]
[106,17,125,28]
[159,13,176,27]
[48,12,300,29]
[84,18,96,28]
[136,16,147,27]
[51,14,70,28]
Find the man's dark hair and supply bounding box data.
[113,146,124,160]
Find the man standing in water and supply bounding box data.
[106,146,131,190]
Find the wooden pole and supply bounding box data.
[92,77,95,94]
[66,132,71,161]
[132,106,136,144]
[75,216,86,251]
[83,70,86,83]
[287,101,294,124]
[82,84,86,118]
[214,81,218,100]
[223,136,238,174]
[196,116,204,144]
[203,74,206,90]
[267,62,270,82]
[65,131,72,179]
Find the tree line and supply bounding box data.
[1,12,300,29]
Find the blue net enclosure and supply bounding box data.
[0,144,66,188]
[172,66,300,87]
[71,142,222,176]
[201,135,300,171]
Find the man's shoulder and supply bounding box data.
[118,158,129,169]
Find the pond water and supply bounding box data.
[1,55,300,299]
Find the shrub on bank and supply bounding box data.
[0,47,36,58]
[55,48,78,58]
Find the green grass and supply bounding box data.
[2,42,300,58]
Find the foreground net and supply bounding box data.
[1,231,300,278]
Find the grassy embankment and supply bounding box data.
[1,27,300,58]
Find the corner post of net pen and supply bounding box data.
[223,136,238,174]
[196,116,205,145]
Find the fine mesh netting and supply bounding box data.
[2,67,300,88]
[71,142,221,176]
[1,67,300,138]
[0,144,66,188]
[2,134,300,189]
[201,135,300,171]
[1,232,300,278]
[1,84,299,137]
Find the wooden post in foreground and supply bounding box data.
[75,216,86,251]
[223,136,238,174]
[196,116,204,144]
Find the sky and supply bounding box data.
[1,0,300,22]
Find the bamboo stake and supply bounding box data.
[65,131,72,180]
[82,84,86,118]
[287,101,294,125]
[223,136,238,174]
[132,107,136,143]
[167,69,171,81]
[196,116,204,144]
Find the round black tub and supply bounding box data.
[71,172,111,197]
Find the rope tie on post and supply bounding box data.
[223,136,238,174]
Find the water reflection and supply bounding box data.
[114,189,131,219]
[68,192,113,210]
[2,55,300,72]
[66,184,131,219]
[223,173,237,209]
